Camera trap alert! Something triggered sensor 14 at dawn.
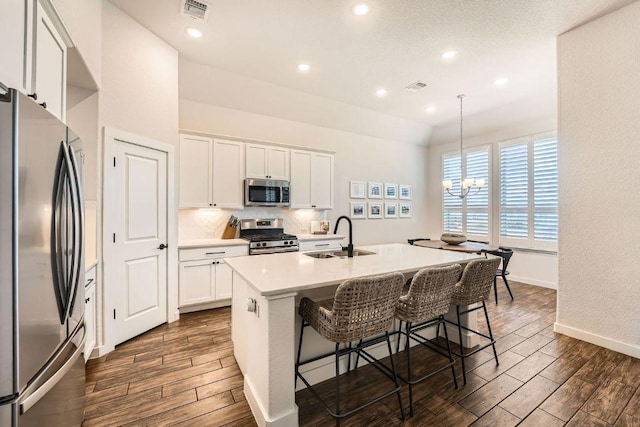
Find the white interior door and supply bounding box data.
[110,139,168,346]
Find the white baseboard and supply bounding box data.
[509,274,557,289]
[554,322,640,359]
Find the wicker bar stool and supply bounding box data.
[446,257,501,384]
[295,272,405,425]
[394,264,462,416]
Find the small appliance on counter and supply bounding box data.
[310,220,330,235]
[239,218,299,255]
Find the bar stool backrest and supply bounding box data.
[451,258,501,305]
[396,264,462,322]
[331,272,405,342]
[483,247,513,272]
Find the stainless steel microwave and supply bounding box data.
[244,178,290,207]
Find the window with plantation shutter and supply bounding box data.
[442,147,490,238]
[499,135,558,250]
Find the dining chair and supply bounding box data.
[482,247,514,303]
[295,272,405,425]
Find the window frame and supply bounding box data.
[441,144,492,241]
[498,132,558,251]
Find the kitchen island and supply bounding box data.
[226,243,482,427]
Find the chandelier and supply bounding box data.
[442,94,485,199]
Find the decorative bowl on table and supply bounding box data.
[440,233,467,245]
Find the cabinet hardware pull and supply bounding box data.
[86,278,94,286]
[39,101,47,109]
[206,251,226,255]
[28,93,38,100]
[316,243,330,247]
[85,297,90,303]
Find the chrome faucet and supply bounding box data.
[333,215,354,257]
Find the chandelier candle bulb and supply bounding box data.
[443,180,453,190]
[463,178,474,189]
[475,179,485,188]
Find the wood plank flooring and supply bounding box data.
[84,282,640,426]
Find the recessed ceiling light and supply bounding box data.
[353,4,369,15]
[298,63,310,72]
[442,50,457,60]
[495,77,509,87]
[425,105,436,113]
[185,27,203,39]
[376,88,387,97]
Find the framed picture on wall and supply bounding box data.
[350,181,366,199]
[350,202,366,219]
[399,185,412,200]
[399,203,412,218]
[385,202,398,218]
[368,182,383,199]
[368,202,383,219]
[385,183,398,199]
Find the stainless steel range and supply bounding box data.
[239,218,299,255]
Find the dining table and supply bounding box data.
[411,238,496,253]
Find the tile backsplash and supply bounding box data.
[179,208,327,240]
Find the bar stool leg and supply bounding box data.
[335,342,341,427]
[456,305,467,385]
[503,276,514,300]
[441,315,458,389]
[494,276,499,304]
[385,331,405,421]
[404,322,413,417]
[396,320,404,354]
[482,301,499,366]
[295,320,306,387]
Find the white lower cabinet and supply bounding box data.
[84,266,97,362]
[178,245,247,307]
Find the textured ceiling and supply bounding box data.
[110,0,634,141]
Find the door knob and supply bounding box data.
[157,243,168,250]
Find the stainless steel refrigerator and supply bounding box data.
[0,84,85,427]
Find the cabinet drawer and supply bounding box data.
[85,265,96,288]
[179,245,248,261]
[299,239,343,252]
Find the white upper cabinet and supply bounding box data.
[34,2,67,122]
[290,150,334,209]
[179,135,213,208]
[0,1,27,92]
[212,139,244,209]
[0,0,67,121]
[245,144,289,180]
[179,134,245,209]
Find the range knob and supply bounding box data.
[289,241,295,245]
[262,242,267,247]
[284,241,289,245]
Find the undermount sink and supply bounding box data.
[304,249,376,259]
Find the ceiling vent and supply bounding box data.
[181,0,211,22]
[405,81,428,92]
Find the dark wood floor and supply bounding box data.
[84,282,640,426]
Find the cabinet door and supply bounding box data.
[34,2,66,122]
[84,283,96,362]
[290,150,312,208]
[215,260,233,300]
[212,139,244,209]
[267,147,289,180]
[179,135,213,208]
[245,144,268,179]
[311,153,333,209]
[179,260,215,306]
[0,0,27,92]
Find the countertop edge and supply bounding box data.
[178,239,250,249]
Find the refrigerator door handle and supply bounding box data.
[19,326,86,414]
[65,145,83,317]
[51,142,68,324]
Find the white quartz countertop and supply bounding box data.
[178,238,249,249]
[295,234,345,241]
[225,243,481,296]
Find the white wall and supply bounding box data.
[556,1,640,358]
[425,117,559,288]
[179,62,430,245]
[100,2,178,147]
